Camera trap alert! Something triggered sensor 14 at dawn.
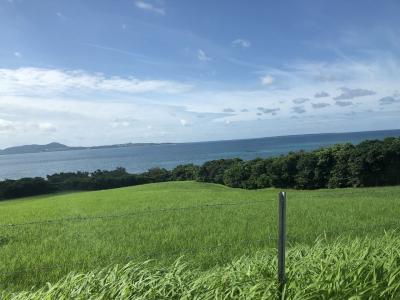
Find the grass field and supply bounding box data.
[1,181,400,295]
[3,233,400,299]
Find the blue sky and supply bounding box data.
[0,0,399,148]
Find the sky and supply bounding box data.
[0,0,400,148]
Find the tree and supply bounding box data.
[197,159,242,184]
[143,167,171,183]
[328,144,354,188]
[223,161,249,188]
[295,152,318,189]
[171,164,200,181]
[270,152,301,188]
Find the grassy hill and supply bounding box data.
[1,181,400,296]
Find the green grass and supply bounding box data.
[3,233,400,299]
[1,181,400,294]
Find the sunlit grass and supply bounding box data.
[1,181,400,293]
[3,233,400,299]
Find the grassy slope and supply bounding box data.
[1,181,400,292]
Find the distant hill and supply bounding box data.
[0,142,165,155]
[0,142,82,155]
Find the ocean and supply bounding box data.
[1,129,399,180]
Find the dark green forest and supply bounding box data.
[1,137,400,201]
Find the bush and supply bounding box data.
[0,177,54,200]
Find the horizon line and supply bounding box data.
[2,128,400,151]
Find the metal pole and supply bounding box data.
[278,191,286,290]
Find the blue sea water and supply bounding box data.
[1,129,399,180]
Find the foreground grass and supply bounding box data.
[3,233,400,299]
[1,182,400,292]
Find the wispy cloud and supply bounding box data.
[0,67,192,95]
[110,117,136,129]
[135,1,165,15]
[292,106,306,114]
[197,49,211,62]
[85,43,148,59]
[55,11,69,21]
[0,119,15,132]
[231,39,251,48]
[261,55,400,89]
[334,87,376,100]
[335,100,353,107]
[314,91,330,98]
[257,107,280,115]
[0,118,56,134]
[379,96,400,105]
[260,75,274,86]
[84,43,178,67]
[35,122,57,132]
[180,119,188,127]
[312,102,330,109]
[13,52,21,58]
[292,98,309,104]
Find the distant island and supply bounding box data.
[2,129,400,156]
[0,142,167,155]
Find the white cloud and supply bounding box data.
[13,52,21,58]
[232,39,251,48]
[110,117,138,129]
[0,119,57,135]
[110,121,130,128]
[260,75,274,85]
[197,49,211,62]
[0,67,192,96]
[55,12,69,20]
[0,94,218,147]
[1,53,399,148]
[0,119,15,132]
[134,1,165,15]
[183,55,400,121]
[37,122,56,132]
[180,119,188,127]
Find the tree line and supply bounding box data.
[1,137,399,201]
[0,165,199,201]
